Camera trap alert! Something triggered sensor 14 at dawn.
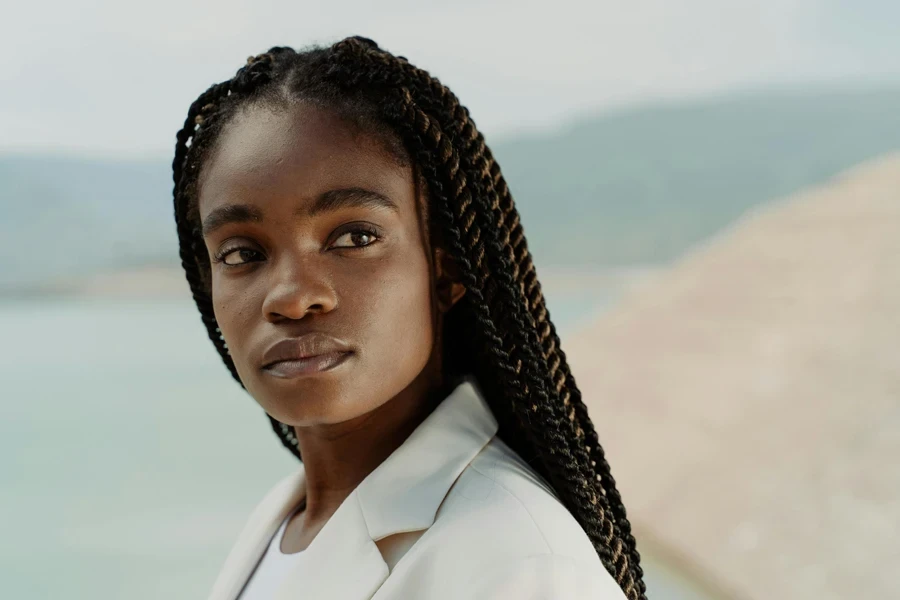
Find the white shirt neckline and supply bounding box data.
[237,498,307,599]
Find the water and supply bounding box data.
[0,292,701,599]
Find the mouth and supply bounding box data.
[261,351,353,379]
[259,332,354,379]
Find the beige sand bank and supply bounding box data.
[565,153,900,599]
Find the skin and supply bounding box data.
[197,101,466,553]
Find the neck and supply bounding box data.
[293,370,460,525]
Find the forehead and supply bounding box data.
[197,101,412,212]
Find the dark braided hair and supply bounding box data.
[172,36,646,599]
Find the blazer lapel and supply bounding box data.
[356,374,498,541]
[274,490,389,600]
[207,469,306,600]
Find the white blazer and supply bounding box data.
[207,375,627,600]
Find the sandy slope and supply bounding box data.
[565,153,900,599]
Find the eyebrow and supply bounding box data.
[201,204,263,238]
[305,187,399,218]
[201,187,399,238]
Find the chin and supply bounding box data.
[250,376,361,427]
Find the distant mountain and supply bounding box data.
[491,84,900,266]
[0,156,176,288]
[3,84,900,289]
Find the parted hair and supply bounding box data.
[172,36,646,599]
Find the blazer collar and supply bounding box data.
[357,373,498,540]
[212,374,499,600]
[275,373,498,599]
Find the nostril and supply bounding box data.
[261,280,338,321]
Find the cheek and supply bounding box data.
[210,275,260,369]
[348,253,435,375]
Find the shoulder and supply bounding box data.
[394,436,626,599]
[446,435,600,560]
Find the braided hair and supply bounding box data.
[172,36,646,599]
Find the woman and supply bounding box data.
[172,36,645,600]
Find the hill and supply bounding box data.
[492,84,900,265]
[0,155,175,288]
[3,83,900,290]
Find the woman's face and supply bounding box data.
[196,101,458,427]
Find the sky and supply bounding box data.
[1,0,898,159]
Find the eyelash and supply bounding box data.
[211,225,382,267]
[334,225,381,249]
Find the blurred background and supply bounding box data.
[2,1,898,598]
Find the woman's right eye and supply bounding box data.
[216,247,264,266]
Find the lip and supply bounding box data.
[260,333,354,378]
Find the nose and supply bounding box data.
[261,256,338,322]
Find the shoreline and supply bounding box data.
[1,263,661,301]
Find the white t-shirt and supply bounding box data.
[238,499,306,600]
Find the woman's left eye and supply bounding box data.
[331,228,380,249]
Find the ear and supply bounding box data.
[433,247,466,313]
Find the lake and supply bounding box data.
[0,291,699,599]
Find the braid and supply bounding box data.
[171,36,645,599]
[328,41,643,595]
[482,143,647,597]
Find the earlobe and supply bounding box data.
[434,248,466,313]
